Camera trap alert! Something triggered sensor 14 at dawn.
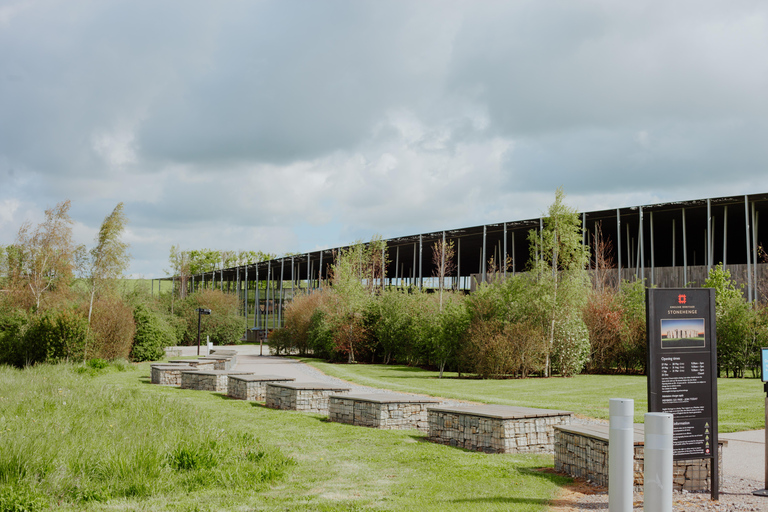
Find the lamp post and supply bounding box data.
[196,308,211,356]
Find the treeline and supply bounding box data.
[271,190,768,379]
[0,201,245,367]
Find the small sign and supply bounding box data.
[761,348,768,382]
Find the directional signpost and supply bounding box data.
[646,288,719,500]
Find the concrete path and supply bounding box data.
[720,429,767,486]
[171,344,768,487]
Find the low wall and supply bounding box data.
[428,405,572,453]
[167,359,217,370]
[227,375,296,401]
[265,382,351,414]
[150,365,196,386]
[329,393,441,431]
[554,424,724,492]
[180,370,253,393]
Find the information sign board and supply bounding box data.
[646,288,718,498]
[762,348,768,382]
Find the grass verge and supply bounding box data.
[0,361,568,511]
[297,359,765,433]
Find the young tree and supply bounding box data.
[527,188,591,377]
[9,200,78,311]
[82,203,130,325]
[432,239,457,310]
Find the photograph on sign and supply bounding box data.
[761,347,768,382]
[660,318,706,349]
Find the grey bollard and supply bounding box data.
[644,412,673,512]
[609,398,634,512]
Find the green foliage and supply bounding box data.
[0,309,30,368]
[131,303,177,362]
[0,484,47,512]
[20,308,91,366]
[88,296,136,360]
[371,289,417,365]
[551,315,590,377]
[172,289,244,346]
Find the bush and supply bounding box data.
[131,303,177,362]
[267,328,293,356]
[307,309,337,360]
[0,309,29,367]
[282,291,328,355]
[89,296,136,360]
[21,308,90,365]
[551,315,590,377]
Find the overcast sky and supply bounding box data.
[2,0,767,278]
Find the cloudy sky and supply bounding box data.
[2,0,767,278]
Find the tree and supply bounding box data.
[527,188,591,377]
[432,239,457,310]
[82,203,130,325]
[9,200,77,311]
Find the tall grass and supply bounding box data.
[0,363,292,509]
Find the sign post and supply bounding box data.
[646,288,718,500]
[753,348,768,497]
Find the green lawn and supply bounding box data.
[298,359,766,433]
[0,362,568,511]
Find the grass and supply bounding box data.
[297,359,766,433]
[0,361,569,511]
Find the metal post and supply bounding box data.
[482,225,487,284]
[266,262,271,331]
[307,253,311,292]
[244,265,248,326]
[442,231,446,292]
[745,196,752,302]
[457,238,461,290]
[617,209,622,285]
[279,258,285,328]
[395,246,400,289]
[683,209,688,287]
[644,412,673,512]
[650,211,655,286]
[503,223,508,278]
[512,232,516,275]
[419,234,423,290]
[639,206,644,284]
[753,203,758,303]
[609,398,634,512]
[723,205,728,266]
[412,242,416,288]
[707,198,712,274]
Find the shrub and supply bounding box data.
[282,291,328,355]
[0,309,29,367]
[583,289,623,373]
[88,296,136,360]
[131,303,177,362]
[267,328,293,356]
[307,309,337,360]
[551,315,590,377]
[21,308,90,365]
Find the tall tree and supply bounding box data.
[10,200,77,311]
[432,239,457,310]
[83,203,130,325]
[527,188,591,377]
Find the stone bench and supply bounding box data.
[209,349,238,367]
[329,393,441,431]
[150,364,197,386]
[197,356,234,370]
[554,424,725,492]
[227,375,296,401]
[428,404,572,453]
[265,382,351,414]
[167,359,217,370]
[180,370,254,393]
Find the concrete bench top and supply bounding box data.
[228,374,296,382]
[209,349,237,356]
[151,362,198,368]
[427,404,573,419]
[555,423,727,447]
[167,359,216,364]
[182,370,254,376]
[331,393,441,404]
[267,381,351,391]
[198,355,233,360]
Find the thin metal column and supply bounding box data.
[279,258,285,327]
[753,203,758,303]
[583,212,588,270]
[307,253,311,292]
[482,225,487,284]
[539,218,543,263]
[745,196,752,302]
[244,265,248,324]
[503,223,508,278]
[254,265,260,329]
[412,242,416,287]
[395,246,400,289]
[512,232,516,275]
[707,198,712,273]
[617,209,622,285]
[639,206,645,283]
[650,211,655,286]
[457,238,461,290]
[266,262,271,330]
[319,250,323,288]
[683,209,688,287]
[723,206,728,266]
[442,231,446,290]
[419,234,423,290]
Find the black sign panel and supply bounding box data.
[646,288,718,463]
